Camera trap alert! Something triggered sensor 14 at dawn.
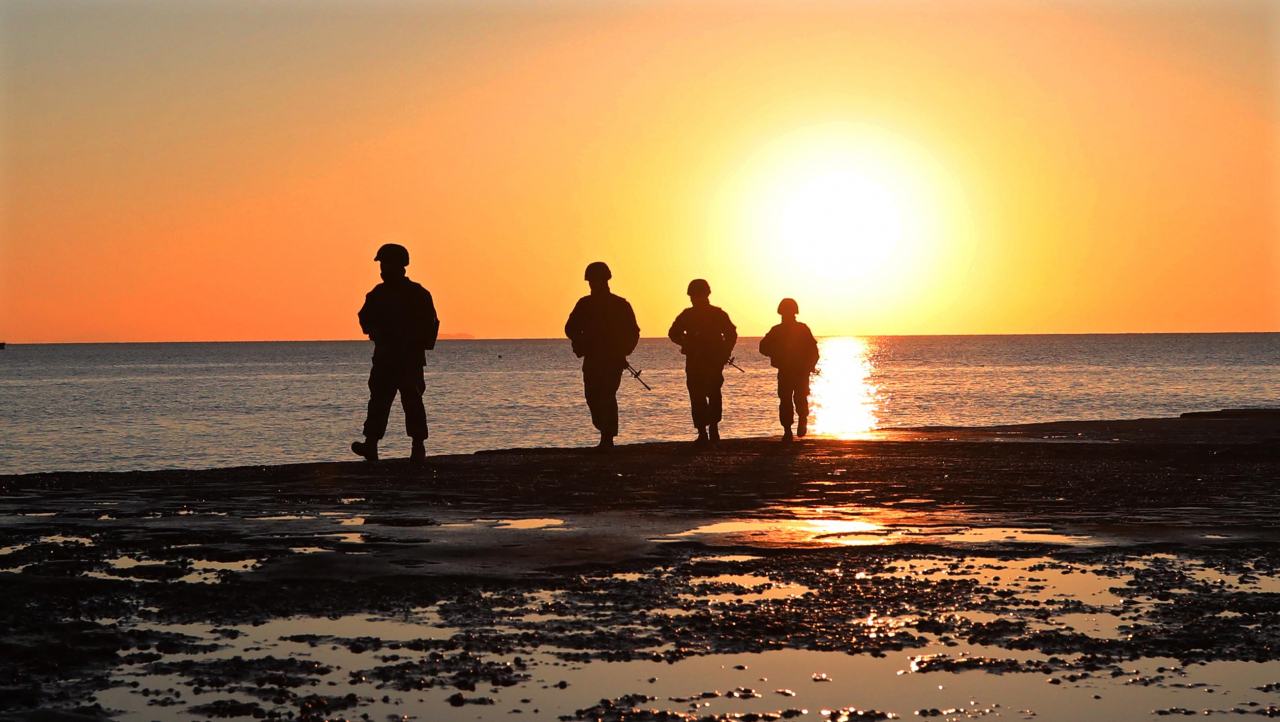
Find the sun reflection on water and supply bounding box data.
[810,336,881,438]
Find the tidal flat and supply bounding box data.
[2,410,1279,721]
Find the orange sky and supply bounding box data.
[1,0,1277,343]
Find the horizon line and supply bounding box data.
[5,330,1280,346]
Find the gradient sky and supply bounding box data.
[1,0,1277,343]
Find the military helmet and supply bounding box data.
[584,262,612,282]
[777,297,799,315]
[687,279,711,297]
[374,243,410,267]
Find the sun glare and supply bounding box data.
[777,171,905,281]
[725,126,951,318]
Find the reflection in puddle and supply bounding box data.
[810,336,880,439]
[248,515,310,521]
[323,533,366,544]
[40,535,95,546]
[668,515,1096,549]
[496,518,566,530]
[923,527,1097,546]
[51,543,1280,721]
[669,518,894,547]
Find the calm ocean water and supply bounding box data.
[0,334,1276,475]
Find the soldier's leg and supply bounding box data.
[795,374,811,436]
[583,359,621,437]
[363,363,398,442]
[708,368,724,426]
[777,374,795,430]
[398,365,429,440]
[583,372,603,432]
[599,363,622,437]
[686,370,707,429]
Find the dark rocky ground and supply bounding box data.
[1,410,1278,721]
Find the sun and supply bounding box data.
[725,125,948,300]
[776,170,907,281]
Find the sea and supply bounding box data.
[0,333,1276,475]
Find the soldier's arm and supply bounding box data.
[805,325,820,367]
[564,299,584,340]
[666,312,685,347]
[722,312,738,357]
[420,289,440,350]
[358,291,378,340]
[623,301,640,355]
[758,328,774,358]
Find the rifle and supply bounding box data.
[625,362,652,391]
[725,356,745,374]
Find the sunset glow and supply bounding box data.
[1,0,1276,342]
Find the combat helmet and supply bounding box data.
[374,243,410,267]
[584,262,612,282]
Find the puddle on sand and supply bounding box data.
[323,533,366,544]
[90,619,1280,722]
[495,518,566,530]
[924,527,1097,546]
[247,515,311,521]
[666,518,1095,549]
[23,531,1280,720]
[40,535,95,546]
[667,519,897,547]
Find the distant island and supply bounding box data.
[438,333,476,340]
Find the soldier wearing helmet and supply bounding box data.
[564,262,641,450]
[351,243,440,462]
[667,279,737,445]
[758,297,819,441]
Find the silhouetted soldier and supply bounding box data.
[352,243,439,463]
[668,279,737,445]
[564,262,640,450]
[759,298,819,442]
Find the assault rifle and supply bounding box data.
[725,356,745,373]
[625,362,652,391]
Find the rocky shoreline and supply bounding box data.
[2,410,1279,720]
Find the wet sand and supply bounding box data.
[2,410,1279,720]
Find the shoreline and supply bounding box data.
[4,408,1277,484]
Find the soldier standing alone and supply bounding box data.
[351,243,439,463]
[668,279,737,445]
[564,262,641,450]
[759,298,819,442]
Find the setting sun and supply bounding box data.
[775,170,908,281]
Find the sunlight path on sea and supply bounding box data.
[810,336,881,438]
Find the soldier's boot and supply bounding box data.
[797,416,808,438]
[781,426,794,443]
[410,438,426,463]
[351,439,379,462]
[596,433,615,451]
[695,426,709,446]
[709,423,720,443]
